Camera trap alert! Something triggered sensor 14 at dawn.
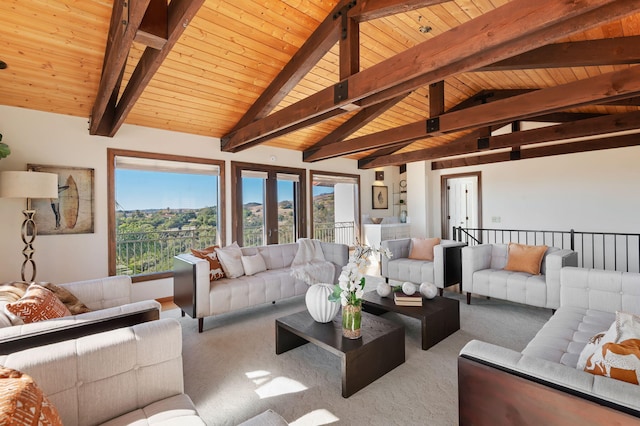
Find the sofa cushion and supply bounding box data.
[504,243,547,275]
[6,284,71,324]
[216,242,245,278]
[242,253,267,276]
[472,269,547,308]
[0,366,63,425]
[191,246,225,281]
[386,258,435,285]
[408,237,440,261]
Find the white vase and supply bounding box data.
[305,284,340,323]
[376,282,392,297]
[420,282,438,299]
[402,281,416,295]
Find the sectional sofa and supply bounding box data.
[174,240,349,332]
[459,267,640,424]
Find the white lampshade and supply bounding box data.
[0,171,59,199]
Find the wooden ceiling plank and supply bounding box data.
[89,0,151,135]
[222,0,639,152]
[478,36,640,71]
[349,0,451,22]
[103,0,206,137]
[135,0,169,50]
[432,133,640,170]
[319,65,640,162]
[363,109,640,168]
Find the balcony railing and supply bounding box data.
[453,226,640,273]
[117,221,357,277]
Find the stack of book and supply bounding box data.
[394,291,423,306]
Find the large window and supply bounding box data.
[231,162,305,246]
[310,171,360,246]
[108,149,225,281]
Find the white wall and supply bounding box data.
[0,106,379,300]
[426,146,640,237]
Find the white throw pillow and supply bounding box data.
[241,253,267,276]
[577,321,616,370]
[215,242,245,278]
[616,311,640,342]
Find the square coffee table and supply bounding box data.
[362,291,460,350]
[275,310,405,398]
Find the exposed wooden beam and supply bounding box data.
[364,110,640,168]
[100,0,205,137]
[446,90,536,113]
[90,0,151,135]
[135,0,169,50]
[221,0,640,153]
[319,65,640,163]
[478,36,640,71]
[432,133,640,170]
[340,16,359,80]
[348,0,450,22]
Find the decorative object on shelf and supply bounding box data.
[402,281,417,295]
[376,282,392,297]
[399,179,407,190]
[400,209,407,223]
[370,217,383,224]
[372,185,388,209]
[375,171,384,181]
[420,282,438,299]
[0,133,10,160]
[305,283,340,323]
[329,239,393,339]
[0,171,58,281]
[27,164,95,235]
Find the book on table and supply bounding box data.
[394,292,423,306]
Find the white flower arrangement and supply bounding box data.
[329,240,392,307]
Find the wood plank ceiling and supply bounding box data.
[2,0,640,169]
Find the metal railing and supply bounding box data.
[314,221,356,246]
[453,226,640,273]
[116,229,217,276]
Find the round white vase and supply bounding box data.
[420,282,438,299]
[402,281,416,295]
[376,282,392,297]
[305,283,340,323]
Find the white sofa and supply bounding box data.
[0,275,161,352]
[381,238,466,295]
[459,267,640,424]
[462,243,578,309]
[174,241,349,332]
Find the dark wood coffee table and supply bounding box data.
[362,291,460,350]
[275,310,405,398]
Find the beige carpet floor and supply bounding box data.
[162,283,551,426]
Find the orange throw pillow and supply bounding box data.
[0,367,63,425]
[408,237,441,261]
[503,243,547,275]
[5,284,71,324]
[191,246,225,281]
[584,339,640,385]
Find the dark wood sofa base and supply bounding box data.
[458,355,640,425]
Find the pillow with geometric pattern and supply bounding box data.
[0,366,63,425]
[191,246,225,281]
[5,284,71,324]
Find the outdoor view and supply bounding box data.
[115,169,337,276]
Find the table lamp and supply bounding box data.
[0,171,59,281]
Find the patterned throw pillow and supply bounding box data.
[503,243,548,275]
[191,246,225,281]
[583,311,640,385]
[0,367,63,425]
[5,284,71,323]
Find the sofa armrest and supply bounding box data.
[58,275,133,310]
[320,242,349,283]
[544,249,578,309]
[174,254,211,320]
[459,340,640,423]
[433,241,466,287]
[560,267,640,313]
[461,244,493,292]
[380,239,412,279]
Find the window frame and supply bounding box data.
[107,148,226,282]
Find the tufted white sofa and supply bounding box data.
[381,238,466,295]
[459,267,640,424]
[0,275,160,351]
[462,243,578,309]
[174,241,349,332]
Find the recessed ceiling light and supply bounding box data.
[0,61,7,69]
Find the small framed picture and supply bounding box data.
[372,185,388,209]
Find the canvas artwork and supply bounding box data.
[372,185,388,209]
[27,164,95,235]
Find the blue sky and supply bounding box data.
[116,170,335,210]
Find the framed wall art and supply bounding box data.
[372,185,388,209]
[27,164,95,235]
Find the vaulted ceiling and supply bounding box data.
[2,0,640,169]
